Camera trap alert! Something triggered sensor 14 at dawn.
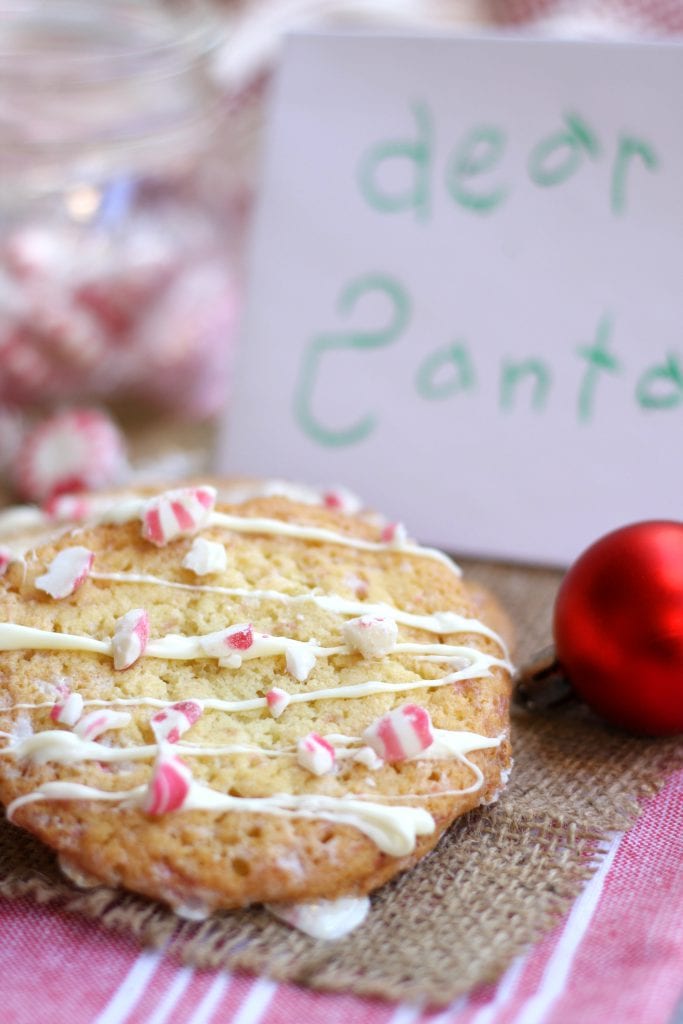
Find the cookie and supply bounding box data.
[0,482,512,931]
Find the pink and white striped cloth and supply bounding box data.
[2,766,682,1024]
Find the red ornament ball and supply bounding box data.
[553,521,683,736]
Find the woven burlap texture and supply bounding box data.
[1,561,681,1005]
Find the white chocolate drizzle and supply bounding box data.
[0,622,509,673]
[88,571,502,645]
[6,778,434,857]
[94,499,462,576]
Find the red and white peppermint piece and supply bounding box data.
[342,615,398,659]
[142,747,192,815]
[285,643,317,682]
[265,687,291,719]
[380,522,408,546]
[0,545,12,576]
[74,709,131,741]
[43,492,94,523]
[352,745,384,770]
[296,732,336,776]
[141,486,216,547]
[322,486,362,514]
[150,700,203,744]
[112,609,149,671]
[15,407,129,503]
[363,704,434,763]
[35,546,94,599]
[50,692,84,727]
[199,623,254,667]
[182,536,227,576]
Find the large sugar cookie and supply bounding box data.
[0,483,512,928]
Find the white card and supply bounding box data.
[218,32,683,566]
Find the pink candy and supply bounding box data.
[141,486,216,546]
[43,493,94,522]
[142,748,192,815]
[342,615,398,659]
[0,545,12,576]
[265,687,291,719]
[363,705,434,763]
[321,486,361,514]
[15,407,129,503]
[380,522,408,546]
[296,732,336,776]
[35,546,94,599]
[50,692,85,727]
[150,700,203,744]
[223,624,254,651]
[112,609,150,671]
[74,709,131,741]
[199,623,254,667]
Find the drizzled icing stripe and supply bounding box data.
[1,727,502,773]
[96,500,462,576]
[0,622,510,670]
[88,571,503,646]
[6,780,434,857]
[6,649,507,719]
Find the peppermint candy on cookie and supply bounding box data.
[142,748,193,816]
[35,546,94,599]
[50,692,84,728]
[265,687,291,718]
[199,623,254,668]
[141,486,216,546]
[297,733,336,776]
[112,609,150,671]
[182,537,227,576]
[150,700,204,744]
[74,710,132,742]
[342,615,398,659]
[363,705,434,763]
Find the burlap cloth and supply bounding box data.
[1,550,682,1005]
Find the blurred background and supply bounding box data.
[0,0,679,505]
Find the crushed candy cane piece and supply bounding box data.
[322,486,362,514]
[141,486,216,546]
[50,692,84,727]
[285,643,317,682]
[199,623,254,661]
[142,747,192,815]
[112,609,149,671]
[265,687,291,718]
[342,615,398,659]
[297,732,336,776]
[151,700,203,743]
[74,709,131,741]
[44,492,94,522]
[352,745,384,770]
[363,704,434,763]
[35,546,94,599]
[381,522,408,545]
[15,407,129,503]
[182,537,227,576]
[0,545,12,576]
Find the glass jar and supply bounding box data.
[0,0,237,420]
